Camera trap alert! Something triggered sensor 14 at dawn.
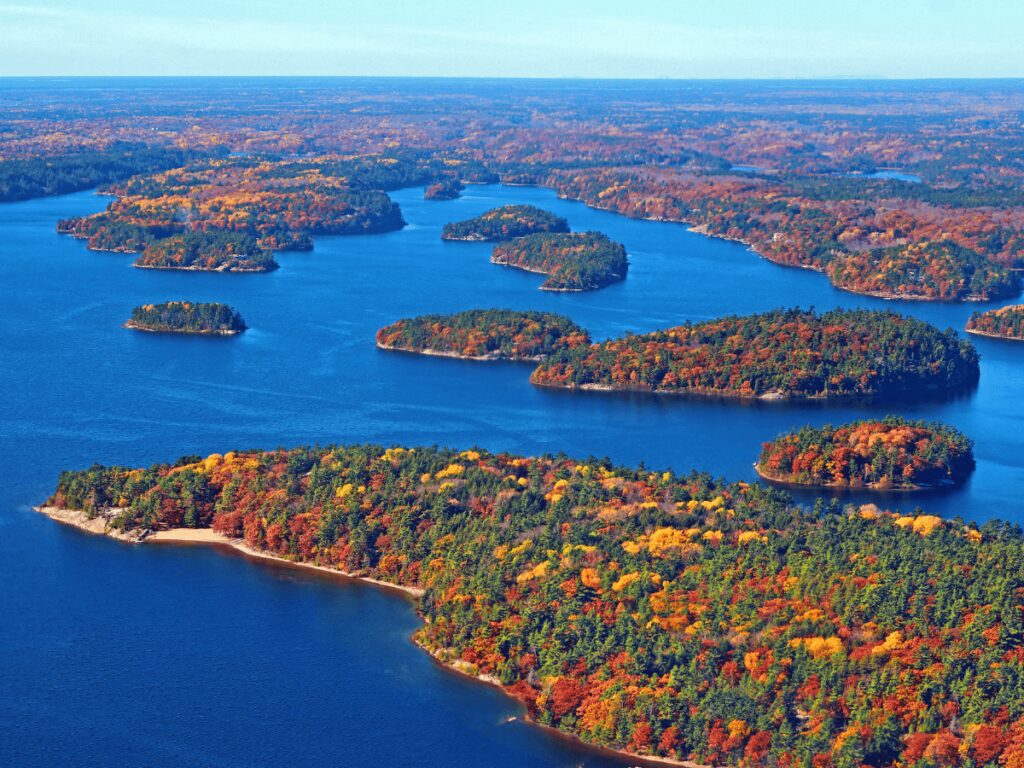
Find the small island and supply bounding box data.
[441,204,569,242]
[135,232,279,272]
[966,304,1024,341]
[376,309,589,360]
[490,231,628,291]
[125,301,247,335]
[530,308,979,400]
[424,178,465,200]
[756,417,975,490]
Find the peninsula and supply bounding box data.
[39,443,1021,768]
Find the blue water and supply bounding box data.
[2,183,1023,767]
[849,169,924,183]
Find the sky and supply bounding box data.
[0,0,1022,79]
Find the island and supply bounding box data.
[966,304,1024,341]
[441,204,569,242]
[56,156,407,269]
[756,417,975,490]
[530,308,979,400]
[134,232,278,272]
[40,443,1019,768]
[125,301,247,335]
[424,178,465,200]
[490,231,628,291]
[376,309,589,360]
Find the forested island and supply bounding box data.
[125,301,247,335]
[490,231,628,291]
[530,308,979,400]
[441,205,569,242]
[966,304,1024,341]
[756,417,975,490]
[135,232,278,272]
[41,443,1024,767]
[56,157,408,270]
[424,178,465,200]
[376,309,589,360]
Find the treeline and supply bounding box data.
[967,305,1024,340]
[531,308,980,400]
[490,231,628,291]
[0,143,206,202]
[442,205,569,241]
[376,309,589,360]
[757,417,975,489]
[47,444,1024,767]
[126,301,246,335]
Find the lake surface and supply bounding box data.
[2,183,1023,767]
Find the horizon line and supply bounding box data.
[4,74,1024,82]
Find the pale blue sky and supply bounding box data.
[0,0,1021,78]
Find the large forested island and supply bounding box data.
[42,443,1024,767]
[530,308,979,400]
[56,156,411,270]
[966,304,1024,341]
[490,231,628,291]
[756,417,975,490]
[125,301,247,335]
[376,309,589,360]
[441,205,569,242]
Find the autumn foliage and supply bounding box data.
[47,444,1024,767]
[967,304,1024,341]
[530,308,979,400]
[757,417,975,489]
[376,309,589,360]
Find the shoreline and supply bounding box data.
[490,254,622,292]
[134,262,276,273]
[376,341,545,362]
[752,463,958,493]
[550,188,1016,304]
[37,506,424,598]
[530,378,822,402]
[529,377,976,403]
[37,503,699,767]
[124,321,244,336]
[965,327,1024,342]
